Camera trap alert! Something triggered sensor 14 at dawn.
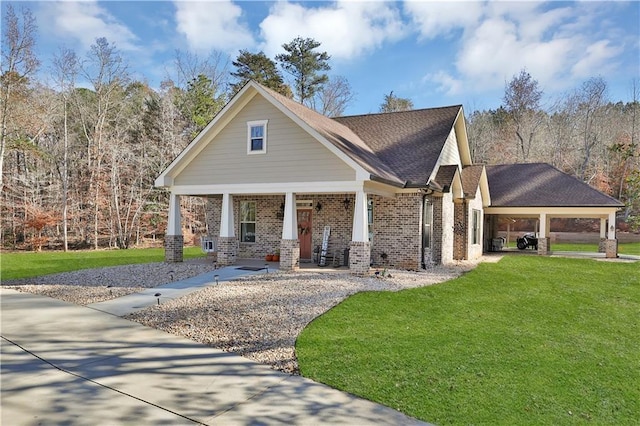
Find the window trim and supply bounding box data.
[247,120,268,154]
[240,201,256,243]
[472,209,481,245]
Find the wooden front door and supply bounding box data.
[297,209,312,260]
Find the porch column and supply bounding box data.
[598,217,607,253]
[165,193,183,262]
[604,212,618,258]
[349,191,370,275]
[217,193,238,266]
[280,192,299,271]
[537,213,550,255]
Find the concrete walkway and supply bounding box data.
[87,261,278,316]
[1,288,428,425]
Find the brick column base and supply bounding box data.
[603,239,618,258]
[537,237,550,255]
[279,239,300,271]
[349,241,371,275]
[217,236,238,266]
[165,235,184,262]
[598,238,607,253]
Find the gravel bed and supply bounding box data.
[2,259,219,305]
[125,265,475,374]
[3,258,484,374]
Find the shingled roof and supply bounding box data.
[334,106,462,186]
[486,163,623,207]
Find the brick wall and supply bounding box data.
[370,193,422,270]
[164,234,184,262]
[453,199,467,260]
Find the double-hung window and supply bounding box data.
[472,209,481,245]
[240,201,256,242]
[247,120,268,154]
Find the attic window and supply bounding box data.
[247,120,268,154]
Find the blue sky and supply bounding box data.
[5,1,640,115]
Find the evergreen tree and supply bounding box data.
[379,91,413,112]
[275,37,330,105]
[230,50,290,96]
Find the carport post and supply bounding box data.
[537,212,550,255]
[604,212,618,258]
[165,193,184,262]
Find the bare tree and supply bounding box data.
[313,75,354,117]
[380,91,413,113]
[1,4,39,193]
[503,69,544,162]
[51,48,78,251]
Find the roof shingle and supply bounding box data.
[486,163,623,207]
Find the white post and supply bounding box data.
[351,191,369,242]
[607,212,616,239]
[282,192,297,239]
[167,193,182,235]
[600,218,607,239]
[539,213,547,238]
[220,193,235,238]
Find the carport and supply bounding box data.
[483,164,624,258]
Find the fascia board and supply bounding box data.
[454,107,473,166]
[168,180,368,196]
[484,206,620,217]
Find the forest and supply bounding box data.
[1,6,639,252]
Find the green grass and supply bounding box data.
[297,256,640,425]
[550,242,640,255]
[0,247,206,281]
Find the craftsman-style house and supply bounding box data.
[155,81,622,273]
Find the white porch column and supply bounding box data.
[607,212,616,239]
[537,212,550,255]
[351,190,369,242]
[600,218,607,239]
[217,193,237,266]
[350,191,370,275]
[220,193,235,238]
[167,193,182,235]
[165,193,184,262]
[282,192,297,240]
[280,192,300,271]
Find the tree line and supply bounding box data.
[1,6,638,252]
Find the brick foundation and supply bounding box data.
[603,239,618,258]
[598,238,607,253]
[217,236,238,266]
[349,241,371,275]
[279,239,300,271]
[164,235,184,262]
[537,237,550,255]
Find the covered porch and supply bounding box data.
[484,206,619,258]
[164,187,374,274]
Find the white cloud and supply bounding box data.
[259,1,406,60]
[173,0,255,54]
[571,40,622,78]
[404,0,483,39]
[41,1,139,51]
[418,2,627,98]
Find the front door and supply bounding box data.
[297,209,312,260]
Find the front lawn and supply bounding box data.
[1,247,205,281]
[297,256,640,425]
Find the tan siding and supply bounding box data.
[175,96,355,185]
[439,130,462,167]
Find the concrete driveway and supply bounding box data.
[1,288,428,425]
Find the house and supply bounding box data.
[155,81,623,273]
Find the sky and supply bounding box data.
[4,0,640,115]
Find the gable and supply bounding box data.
[173,94,356,186]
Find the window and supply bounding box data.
[422,198,432,249]
[472,209,481,245]
[240,201,256,242]
[247,120,268,154]
[367,198,374,241]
